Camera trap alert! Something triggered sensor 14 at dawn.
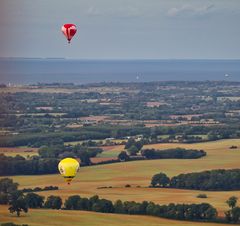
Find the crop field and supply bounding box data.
[2,139,240,216]
[98,138,240,160]
[98,145,125,158]
[0,86,139,94]
[0,147,38,157]
[0,205,232,226]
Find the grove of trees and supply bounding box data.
[63,195,217,221]
[0,154,58,176]
[151,169,240,191]
[142,148,206,159]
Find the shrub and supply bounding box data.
[197,194,208,199]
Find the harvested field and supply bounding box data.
[3,139,240,214]
[0,205,230,226]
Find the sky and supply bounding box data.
[0,0,240,59]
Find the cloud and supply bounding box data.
[86,6,102,16]
[167,4,215,18]
[86,6,142,18]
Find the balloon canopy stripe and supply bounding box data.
[61,24,77,43]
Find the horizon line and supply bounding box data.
[1,57,240,61]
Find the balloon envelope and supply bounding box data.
[61,24,77,43]
[58,158,79,184]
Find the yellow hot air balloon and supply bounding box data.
[58,158,80,184]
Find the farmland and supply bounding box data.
[2,139,240,216]
[0,147,38,157]
[1,82,240,225]
[0,206,232,226]
[1,81,240,147]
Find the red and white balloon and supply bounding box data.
[61,24,77,43]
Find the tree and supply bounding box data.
[198,203,217,220]
[128,203,142,215]
[225,210,232,222]
[0,178,18,193]
[38,145,64,158]
[64,195,81,210]
[127,145,139,156]
[89,195,99,210]
[25,193,44,208]
[8,191,28,217]
[77,150,91,166]
[125,139,143,151]
[226,196,238,209]
[151,173,170,187]
[135,141,143,151]
[118,151,130,162]
[0,192,8,204]
[141,149,156,159]
[169,169,240,190]
[146,202,157,215]
[125,138,135,149]
[92,199,114,213]
[141,148,206,159]
[231,207,240,223]
[44,195,62,209]
[140,201,149,214]
[205,206,217,220]
[196,194,207,199]
[0,156,58,176]
[78,197,90,210]
[225,197,240,223]
[114,200,125,214]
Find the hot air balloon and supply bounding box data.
[58,158,80,184]
[61,24,77,43]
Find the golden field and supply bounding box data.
[0,147,38,158]
[0,205,232,226]
[1,139,240,217]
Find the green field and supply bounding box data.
[97,145,124,158]
[0,205,232,226]
[64,139,127,146]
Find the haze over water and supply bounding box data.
[0,59,240,85]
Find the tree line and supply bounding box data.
[0,154,58,176]
[2,178,240,223]
[21,186,58,193]
[0,142,207,176]
[151,169,240,191]
[63,195,217,221]
[141,148,206,159]
[124,138,206,159]
[0,142,104,176]
[0,125,150,147]
[1,121,240,148]
[0,178,217,222]
[38,144,102,166]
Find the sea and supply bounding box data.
[0,59,239,85]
